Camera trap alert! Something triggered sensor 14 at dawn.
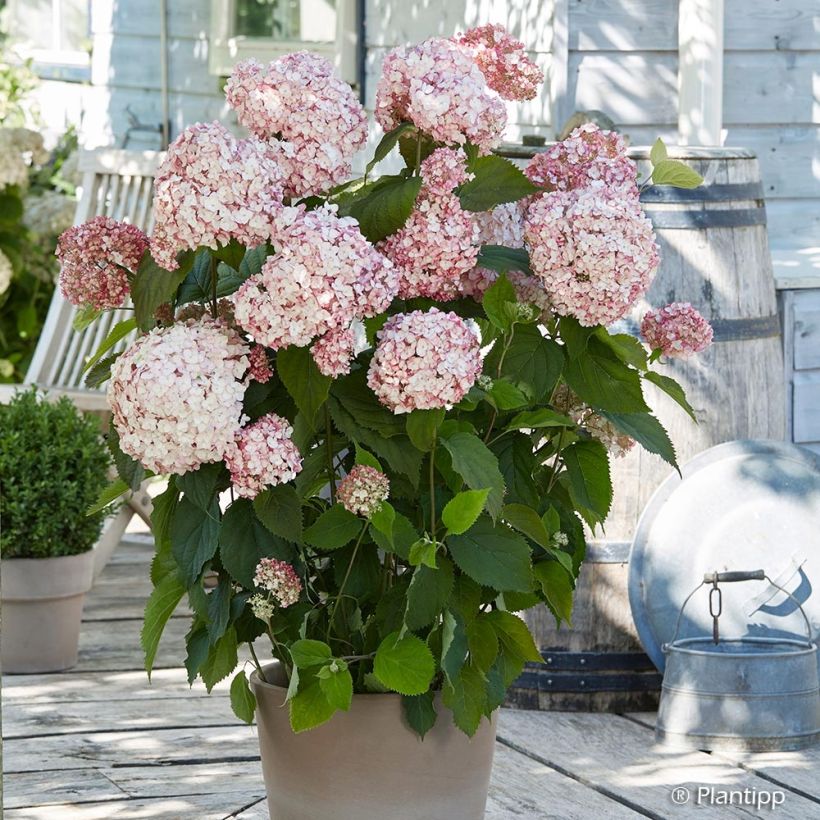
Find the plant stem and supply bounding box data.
[546,428,566,492]
[248,641,266,683]
[484,327,516,444]
[429,431,437,539]
[325,404,336,504]
[326,522,367,642]
[267,625,291,678]
[414,133,422,174]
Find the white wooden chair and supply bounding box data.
[1,148,163,577]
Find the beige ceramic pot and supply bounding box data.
[1,550,94,673]
[250,663,497,820]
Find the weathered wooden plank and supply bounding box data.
[3,668,231,705]
[2,725,261,774]
[793,371,820,444]
[724,0,820,51]
[626,712,820,802]
[792,291,820,370]
[497,710,820,818]
[90,0,211,40]
[2,686,236,739]
[4,793,251,819]
[364,0,557,53]
[5,762,266,810]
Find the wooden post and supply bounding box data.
[678,0,725,146]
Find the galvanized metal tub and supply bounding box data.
[657,637,820,751]
[656,570,820,752]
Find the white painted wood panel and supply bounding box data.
[793,291,820,370]
[364,0,556,52]
[91,0,211,39]
[793,371,820,444]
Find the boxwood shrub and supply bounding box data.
[0,389,111,558]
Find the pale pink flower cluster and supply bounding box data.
[311,326,356,377]
[337,465,390,518]
[253,557,302,608]
[150,122,284,270]
[381,152,479,301]
[234,206,397,349]
[454,24,543,101]
[419,147,472,195]
[375,38,507,153]
[224,413,302,499]
[107,320,249,474]
[57,216,148,310]
[524,189,659,326]
[525,124,637,198]
[225,54,367,197]
[640,302,713,358]
[367,308,483,413]
[248,345,273,383]
[553,384,634,459]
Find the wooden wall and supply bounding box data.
[26,0,818,247]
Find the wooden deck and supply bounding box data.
[4,537,820,819]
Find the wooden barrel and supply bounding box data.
[500,145,785,710]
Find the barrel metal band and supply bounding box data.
[640,182,765,203]
[612,314,780,343]
[643,208,767,229]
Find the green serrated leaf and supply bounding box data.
[290,639,332,668]
[72,304,102,332]
[466,616,499,674]
[171,497,220,587]
[486,609,543,663]
[594,328,648,370]
[506,408,573,431]
[651,158,703,189]
[440,432,505,519]
[253,484,303,542]
[650,137,668,165]
[487,379,530,410]
[349,176,423,243]
[643,371,697,422]
[443,664,487,736]
[406,408,445,452]
[303,504,362,550]
[367,122,416,174]
[408,538,438,568]
[86,477,129,516]
[84,352,120,389]
[405,557,455,630]
[141,572,186,677]
[230,670,257,724]
[402,692,437,738]
[276,345,332,427]
[491,323,563,403]
[184,625,210,685]
[374,631,435,695]
[82,318,137,373]
[561,439,612,526]
[131,250,194,331]
[289,679,336,732]
[447,518,533,593]
[200,626,239,692]
[176,462,225,511]
[219,499,294,587]
[318,666,353,711]
[502,503,551,548]
[534,562,574,626]
[459,155,540,212]
[206,577,232,645]
[476,245,533,277]
[482,273,518,332]
[442,489,489,535]
[599,410,678,469]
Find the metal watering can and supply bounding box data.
[656,569,820,751]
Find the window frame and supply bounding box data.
[5,0,91,82]
[209,0,358,85]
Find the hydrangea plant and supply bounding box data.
[69,25,710,736]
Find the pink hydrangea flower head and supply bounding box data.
[248,345,273,383]
[253,557,302,608]
[233,206,398,349]
[225,53,367,198]
[150,122,284,269]
[337,464,390,518]
[367,308,483,413]
[107,319,249,474]
[524,189,660,326]
[420,148,472,196]
[454,24,543,101]
[375,38,507,153]
[380,192,480,301]
[525,124,638,199]
[225,412,303,499]
[57,216,148,309]
[640,302,713,358]
[311,326,356,377]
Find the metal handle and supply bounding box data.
[704,570,765,583]
[665,570,815,650]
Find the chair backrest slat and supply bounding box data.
[25,148,163,393]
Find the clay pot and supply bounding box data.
[250,663,497,820]
[1,550,94,673]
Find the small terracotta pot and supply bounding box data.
[1,550,94,673]
[250,663,497,820]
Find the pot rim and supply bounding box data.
[1,548,96,601]
[663,635,817,659]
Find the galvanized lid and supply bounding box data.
[629,440,820,671]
